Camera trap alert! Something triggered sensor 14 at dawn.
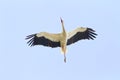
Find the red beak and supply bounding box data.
[60,17,63,23]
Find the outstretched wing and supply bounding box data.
[67,27,97,45]
[25,32,61,48]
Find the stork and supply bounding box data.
[25,18,97,63]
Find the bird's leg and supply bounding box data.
[64,53,66,63]
[63,47,67,63]
[61,44,67,63]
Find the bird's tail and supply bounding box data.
[60,46,67,54]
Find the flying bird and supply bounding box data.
[25,18,97,63]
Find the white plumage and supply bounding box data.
[25,18,97,63]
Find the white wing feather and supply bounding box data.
[67,27,87,39]
[36,32,61,42]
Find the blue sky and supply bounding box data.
[0,0,120,80]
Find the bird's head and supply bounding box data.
[60,17,63,23]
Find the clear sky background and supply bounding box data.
[0,0,120,80]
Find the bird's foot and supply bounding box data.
[64,57,66,63]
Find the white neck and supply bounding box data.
[61,21,66,33]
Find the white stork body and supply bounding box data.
[26,18,97,63]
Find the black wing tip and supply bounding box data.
[87,28,98,40]
[25,34,36,40]
[87,28,95,32]
[25,34,36,46]
[88,28,97,35]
